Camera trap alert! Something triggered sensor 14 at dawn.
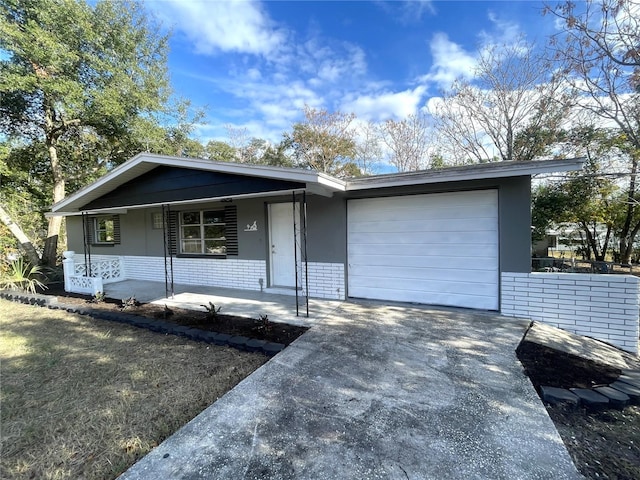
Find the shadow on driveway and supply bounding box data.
[119,301,582,480]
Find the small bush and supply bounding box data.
[0,258,46,294]
[253,314,273,334]
[201,302,222,322]
[88,291,106,303]
[120,296,139,310]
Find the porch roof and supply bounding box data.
[50,153,347,215]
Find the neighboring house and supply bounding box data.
[51,153,583,311]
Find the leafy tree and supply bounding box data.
[0,0,171,265]
[431,40,570,163]
[532,128,627,261]
[377,112,433,172]
[546,0,640,264]
[204,140,237,163]
[285,105,360,177]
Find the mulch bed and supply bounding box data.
[40,285,308,346]
[517,340,640,480]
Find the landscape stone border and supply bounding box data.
[540,372,640,411]
[0,291,285,357]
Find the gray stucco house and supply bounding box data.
[52,153,584,312]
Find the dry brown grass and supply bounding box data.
[0,299,267,480]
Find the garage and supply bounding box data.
[347,189,499,310]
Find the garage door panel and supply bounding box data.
[348,284,498,310]
[349,217,498,234]
[347,190,499,310]
[349,230,498,245]
[347,243,497,258]
[349,265,497,283]
[349,255,498,274]
[348,276,497,296]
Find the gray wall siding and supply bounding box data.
[67,195,349,265]
[498,176,531,272]
[65,176,530,273]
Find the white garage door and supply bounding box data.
[347,190,499,310]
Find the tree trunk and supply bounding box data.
[42,138,65,266]
[619,155,638,264]
[0,204,42,266]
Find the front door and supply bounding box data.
[269,202,300,287]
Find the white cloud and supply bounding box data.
[342,86,427,122]
[151,0,286,57]
[420,33,477,87]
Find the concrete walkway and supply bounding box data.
[119,301,582,480]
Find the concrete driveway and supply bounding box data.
[119,301,582,480]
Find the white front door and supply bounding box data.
[269,202,300,287]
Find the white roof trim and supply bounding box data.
[345,158,585,191]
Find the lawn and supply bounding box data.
[0,299,267,480]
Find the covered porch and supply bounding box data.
[101,279,344,327]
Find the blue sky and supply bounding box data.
[145,1,558,143]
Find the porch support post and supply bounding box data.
[162,204,175,299]
[81,211,92,277]
[302,190,309,317]
[293,192,299,316]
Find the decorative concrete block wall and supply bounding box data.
[502,272,640,354]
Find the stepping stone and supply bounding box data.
[609,381,640,404]
[621,370,640,382]
[171,326,192,336]
[210,333,232,346]
[183,328,205,341]
[540,386,579,406]
[245,339,267,353]
[618,375,640,389]
[593,386,630,410]
[569,388,609,409]
[228,336,249,350]
[262,342,285,357]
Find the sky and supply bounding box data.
[144,0,560,144]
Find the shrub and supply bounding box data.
[0,258,46,294]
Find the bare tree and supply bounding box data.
[546,0,640,263]
[377,112,433,172]
[430,40,570,163]
[353,121,383,175]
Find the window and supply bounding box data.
[90,216,120,245]
[152,212,164,229]
[180,210,227,255]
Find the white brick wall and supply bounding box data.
[502,272,640,354]
[124,256,267,291]
[300,262,346,300]
[70,254,345,300]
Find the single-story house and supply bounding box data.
[52,153,583,311]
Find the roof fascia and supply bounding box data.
[345,158,585,191]
[49,188,313,217]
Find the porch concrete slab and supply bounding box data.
[103,280,342,327]
[523,322,640,370]
[119,301,582,480]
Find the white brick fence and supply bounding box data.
[502,272,640,354]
